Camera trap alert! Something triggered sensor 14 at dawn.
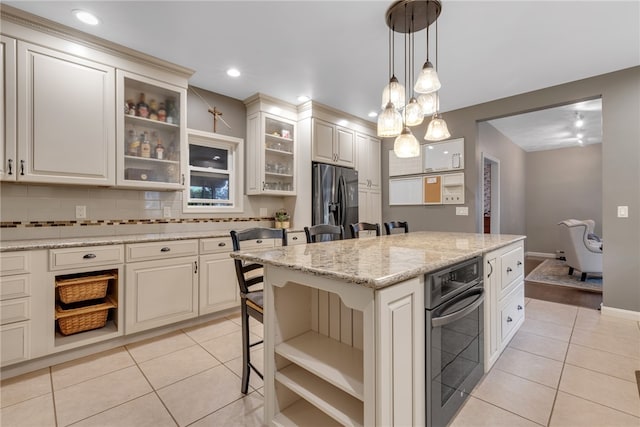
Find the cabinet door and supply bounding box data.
[1,321,30,367]
[368,137,381,190]
[245,112,262,194]
[359,189,381,225]
[17,42,115,185]
[1,36,17,181]
[125,257,197,334]
[199,253,239,315]
[312,119,335,164]
[356,134,381,190]
[335,126,355,168]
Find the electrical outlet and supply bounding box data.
[456,206,469,216]
[617,206,629,218]
[75,205,86,219]
[163,207,171,218]
[259,207,268,217]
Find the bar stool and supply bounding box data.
[304,224,345,243]
[230,227,287,394]
[384,221,409,235]
[349,222,381,238]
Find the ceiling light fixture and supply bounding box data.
[72,9,99,25]
[226,68,241,77]
[378,1,450,157]
[368,111,379,118]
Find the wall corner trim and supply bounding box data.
[600,305,640,321]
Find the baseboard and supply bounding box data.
[601,305,640,321]
[526,251,556,259]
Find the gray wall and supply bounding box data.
[525,144,602,254]
[382,66,640,312]
[477,121,526,236]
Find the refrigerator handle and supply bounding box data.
[338,174,347,229]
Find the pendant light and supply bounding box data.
[380,24,405,111]
[378,101,403,137]
[394,127,421,158]
[404,25,424,127]
[424,18,451,141]
[417,92,438,115]
[414,8,440,95]
[378,22,404,137]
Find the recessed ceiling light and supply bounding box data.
[368,111,378,118]
[73,9,100,25]
[297,95,310,103]
[226,68,241,77]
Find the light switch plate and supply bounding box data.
[456,206,469,216]
[75,205,86,219]
[617,206,629,218]
[163,207,172,218]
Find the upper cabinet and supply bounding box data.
[16,41,116,186]
[244,94,297,196]
[1,35,16,181]
[356,133,381,190]
[312,118,355,168]
[116,70,186,189]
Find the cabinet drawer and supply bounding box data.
[500,244,524,296]
[1,321,30,367]
[200,237,233,255]
[500,284,525,342]
[1,298,30,325]
[239,238,278,250]
[50,245,124,271]
[126,240,198,262]
[0,252,30,276]
[0,275,30,300]
[287,231,306,246]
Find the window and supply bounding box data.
[183,129,243,213]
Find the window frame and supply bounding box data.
[183,129,244,213]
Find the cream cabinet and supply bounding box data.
[356,133,381,191]
[359,189,382,227]
[312,118,355,168]
[287,231,307,246]
[245,94,297,195]
[199,237,239,315]
[0,251,32,366]
[117,70,186,189]
[125,241,198,334]
[1,35,16,181]
[483,240,525,371]
[16,41,116,186]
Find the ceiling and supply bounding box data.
[5,1,639,143]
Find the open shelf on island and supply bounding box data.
[275,330,364,400]
[273,399,341,427]
[276,364,364,427]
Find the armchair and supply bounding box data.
[557,219,603,281]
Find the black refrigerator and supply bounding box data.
[312,162,359,239]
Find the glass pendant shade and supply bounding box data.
[404,97,424,126]
[394,127,420,158]
[381,75,405,110]
[424,113,451,141]
[414,61,441,94]
[417,92,438,116]
[377,102,403,137]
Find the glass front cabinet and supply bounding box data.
[116,70,186,189]
[245,95,297,196]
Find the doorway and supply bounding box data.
[481,153,500,234]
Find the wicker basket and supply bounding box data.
[55,273,114,304]
[55,297,117,336]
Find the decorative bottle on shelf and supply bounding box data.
[136,93,149,118]
[155,138,165,160]
[165,98,178,124]
[140,132,151,158]
[127,130,140,156]
[148,99,158,121]
[157,102,167,122]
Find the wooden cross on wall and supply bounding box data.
[208,107,223,133]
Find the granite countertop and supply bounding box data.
[0,229,306,252]
[231,231,526,289]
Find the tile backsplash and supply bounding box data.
[0,183,285,240]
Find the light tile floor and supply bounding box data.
[1,299,639,426]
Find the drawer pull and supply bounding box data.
[506,267,513,273]
[256,240,263,244]
[292,236,298,240]
[517,261,523,266]
[218,242,226,247]
[160,247,171,252]
[506,316,513,323]
[517,305,523,310]
[83,253,96,259]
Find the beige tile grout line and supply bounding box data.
[48,366,59,427]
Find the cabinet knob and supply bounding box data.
[292,236,298,240]
[160,247,171,252]
[83,253,96,259]
[506,267,513,273]
[256,240,263,244]
[506,316,513,323]
[517,260,523,266]
[517,305,523,310]
[218,242,226,247]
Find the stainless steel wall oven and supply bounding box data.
[425,257,484,426]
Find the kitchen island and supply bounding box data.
[231,231,526,427]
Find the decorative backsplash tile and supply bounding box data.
[0,217,272,229]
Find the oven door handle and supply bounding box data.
[447,277,482,289]
[431,288,484,328]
